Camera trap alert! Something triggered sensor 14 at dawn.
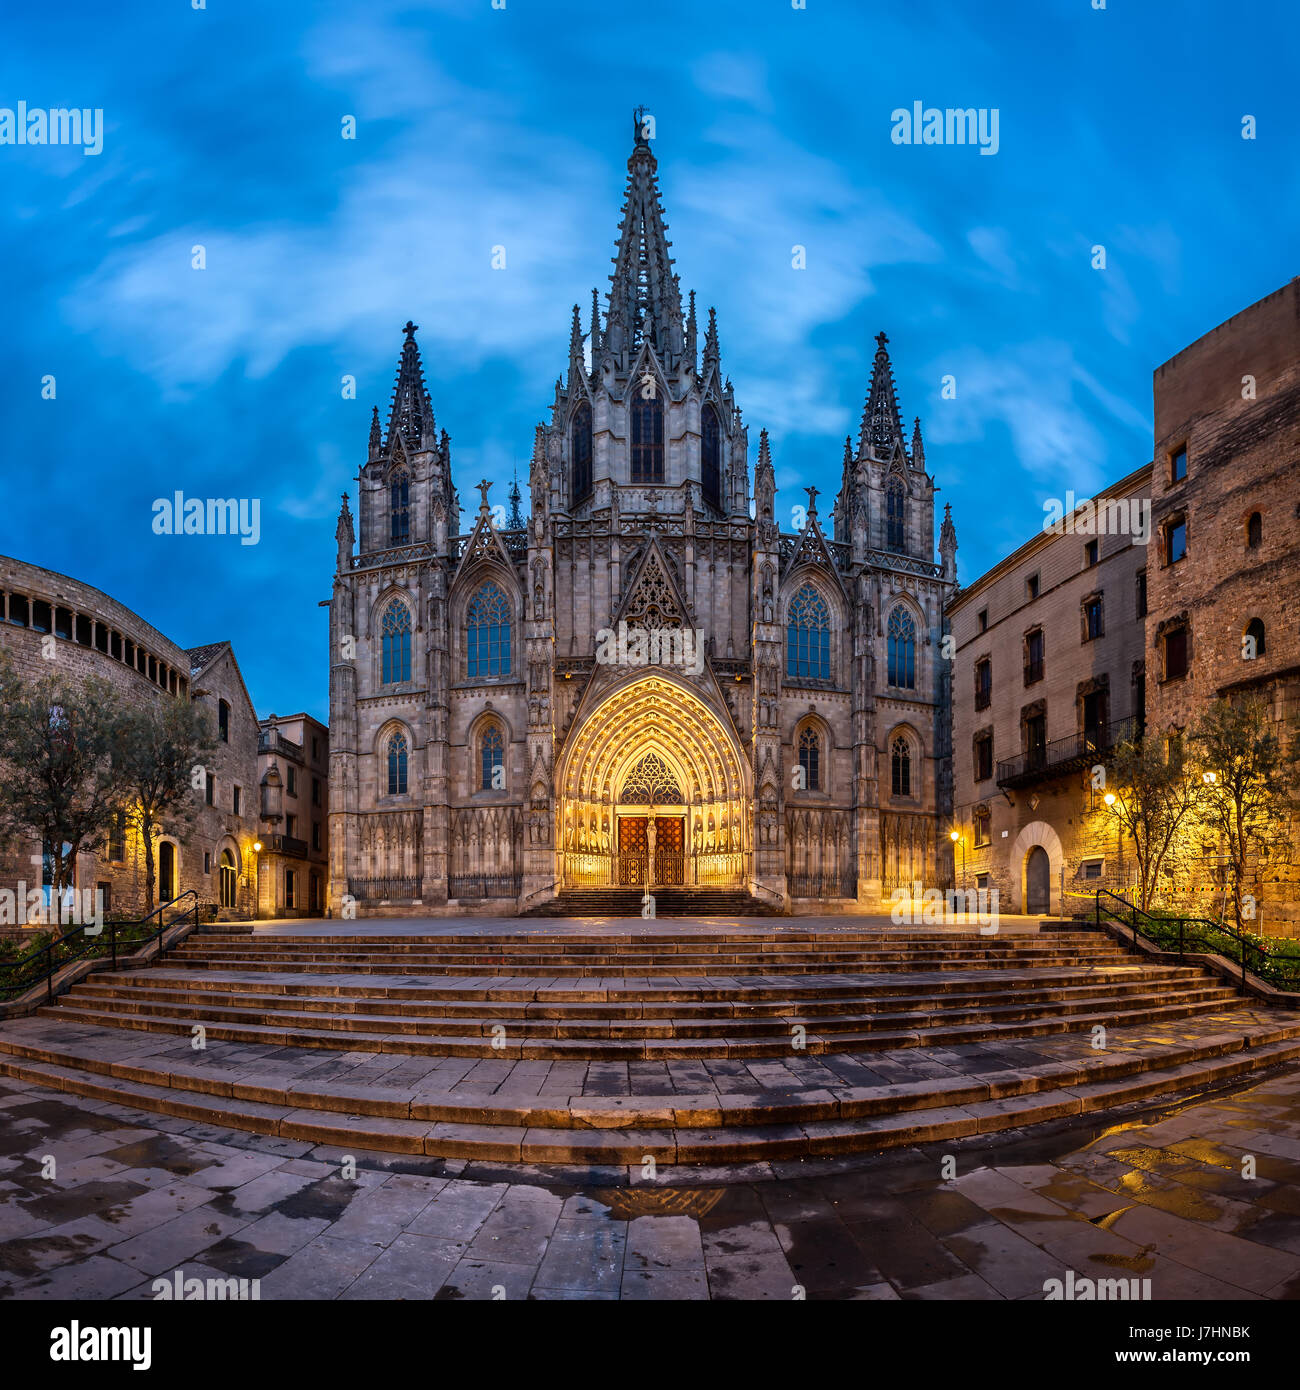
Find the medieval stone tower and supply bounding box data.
[328,115,955,916]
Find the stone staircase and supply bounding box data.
[1,924,1298,1168]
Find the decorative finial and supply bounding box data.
[805,484,819,515]
[476,478,492,511]
[404,320,418,337]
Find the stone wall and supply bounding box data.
[0,557,260,924]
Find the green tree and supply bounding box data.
[1101,735,1203,912]
[1191,696,1298,933]
[0,658,128,924]
[114,697,217,912]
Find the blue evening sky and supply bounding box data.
[2,0,1296,722]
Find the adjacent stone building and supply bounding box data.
[327,117,957,916]
[948,468,1151,915]
[257,712,330,916]
[949,276,1300,929]
[0,558,261,922]
[1146,277,1300,930]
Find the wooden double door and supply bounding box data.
[618,816,685,885]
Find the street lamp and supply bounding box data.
[949,828,965,893]
[1202,771,1217,786]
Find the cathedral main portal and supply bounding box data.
[557,675,749,891]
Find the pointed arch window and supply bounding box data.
[798,725,821,791]
[886,478,906,552]
[887,607,916,689]
[386,731,408,796]
[631,392,664,483]
[891,735,912,797]
[381,600,412,684]
[571,401,593,505]
[701,404,721,512]
[390,471,410,544]
[786,584,831,680]
[466,583,511,678]
[479,723,505,791]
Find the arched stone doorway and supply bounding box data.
[557,675,749,889]
[158,841,177,903]
[1010,820,1064,915]
[220,849,238,909]
[1025,845,1051,915]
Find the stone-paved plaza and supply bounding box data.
[5,1062,1300,1301]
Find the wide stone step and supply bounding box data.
[63,969,1216,1021]
[59,979,1237,1036]
[169,931,1119,949]
[5,1028,1299,1163]
[39,992,1250,1059]
[70,961,1214,1007]
[162,951,1134,977]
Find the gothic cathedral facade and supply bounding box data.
[328,120,957,915]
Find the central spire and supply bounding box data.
[387,321,435,451]
[604,110,685,368]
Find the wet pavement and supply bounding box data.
[3,1064,1300,1299]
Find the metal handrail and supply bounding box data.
[1093,887,1271,994]
[0,890,200,1005]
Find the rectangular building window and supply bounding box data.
[1166,519,1186,565]
[312,821,321,852]
[974,733,993,782]
[312,777,321,807]
[285,870,296,909]
[233,785,241,816]
[1084,539,1099,567]
[977,608,988,633]
[1026,573,1039,600]
[1084,596,1104,641]
[1164,627,1189,680]
[1171,446,1187,482]
[1136,569,1147,618]
[286,813,297,839]
[287,766,297,797]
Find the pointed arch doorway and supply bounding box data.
[557,675,750,889]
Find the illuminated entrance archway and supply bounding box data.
[557,675,750,889]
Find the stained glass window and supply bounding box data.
[466,583,511,678]
[891,736,911,797]
[787,584,831,680]
[480,724,504,790]
[381,600,412,684]
[887,607,915,689]
[798,726,820,791]
[387,731,408,795]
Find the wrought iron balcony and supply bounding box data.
[996,716,1140,789]
[259,833,309,859]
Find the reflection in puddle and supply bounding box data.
[587,1187,726,1219]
